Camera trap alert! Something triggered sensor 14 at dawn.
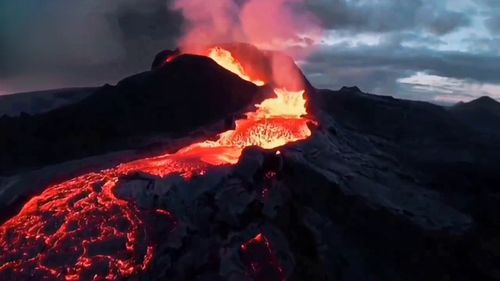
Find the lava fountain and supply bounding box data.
[0,47,314,281]
[206,46,265,86]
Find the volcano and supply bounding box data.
[1,44,500,281]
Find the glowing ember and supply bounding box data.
[240,233,285,281]
[0,47,312,280]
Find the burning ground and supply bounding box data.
[0,44,500,281]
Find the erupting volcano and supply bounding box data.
[4,0,495,279]
[0,47,314,281]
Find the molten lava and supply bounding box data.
[207,47,265,86]
[0,47,313,280]
[0,173,174,281]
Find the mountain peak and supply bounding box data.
[453,96,500,112]
[472,96,499,105]
[340,86,362,93]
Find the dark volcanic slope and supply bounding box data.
[315,86,470,140]
[315,87,500,191]
[297,87,500,280]
[0,55,261,174]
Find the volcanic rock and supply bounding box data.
[0,54,263,174]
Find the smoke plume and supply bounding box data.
[171,0,322,54]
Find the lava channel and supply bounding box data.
[0,47,314,281]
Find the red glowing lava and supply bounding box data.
[0,173,175,281]
[0,47,313,280]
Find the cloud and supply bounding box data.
[0,0,498,104]
[303,29,500,102]
[298,0,500,103]
[485,15,500,34]
[308,40,500,83]
[472,0,500,9]
[398,72,500,103]
[0,0,182,93]
[306,0,471,35]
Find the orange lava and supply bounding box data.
[0,47,312,280]
[207,47,265,86]
[0,173,171,280]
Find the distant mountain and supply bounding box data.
[314,86,470,141]
[449,96,500,137]
[0,88,94,117]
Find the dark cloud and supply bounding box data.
[303,40,500,100]
[307,0,470,35]
[0,0,182,92]
[473,0,500,9]
[473,0,500,34]
[485,15,500,34]
[299,0,498,102]
[311,45,500,84]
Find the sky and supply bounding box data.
[0,0,499,103]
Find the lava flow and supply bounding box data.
[0,47,314,281]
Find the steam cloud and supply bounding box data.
[171,0,322,54]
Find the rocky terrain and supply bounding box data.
[1,48,499,281]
